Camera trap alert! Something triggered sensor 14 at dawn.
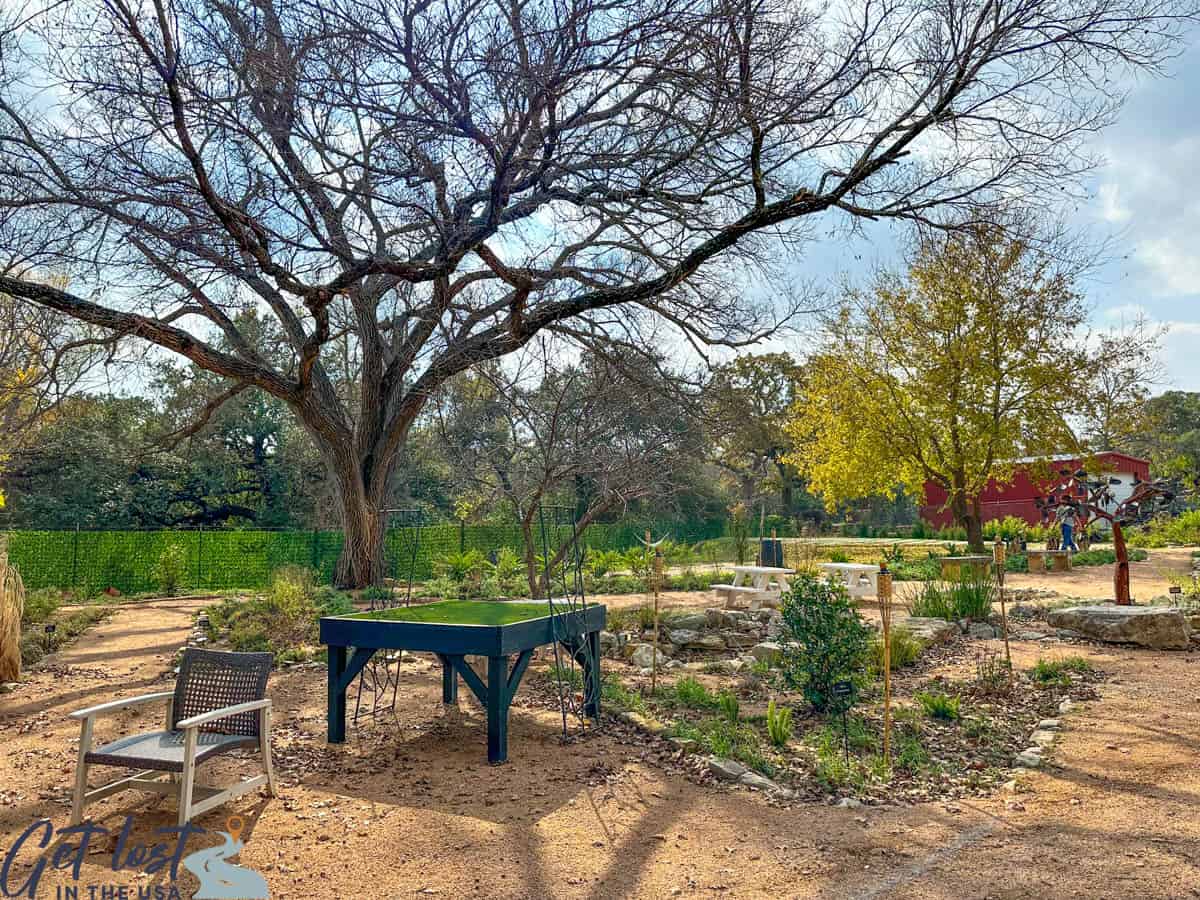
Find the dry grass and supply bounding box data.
[0,537,26,682]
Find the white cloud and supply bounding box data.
[1097,183,1131,223]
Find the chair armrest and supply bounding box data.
[176,699,272,730]
[69,691,175,720]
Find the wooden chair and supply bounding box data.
[69,648,276,826]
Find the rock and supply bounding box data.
[670,612,709,631]
[705,608,736,630]
[0,682,17,694]
[1013,748,1043,768]
[739,771,778,792]
[1058,699,1076,715]
[835,797,862,809]
[687,633,728,652]
[1002,779,1020,793]
[1015,630,1047,641]
[895,616,957,646]
[668,737,700,754]
[707,757,748,781]
[629,644,669,668]
[1029,729,1057,747]
[599,631,619,655]
[1035,718,1061,731]
[666,628,700,647]
[750,641,785,666]
[1044,604,1192,650]
[967,622,998,640]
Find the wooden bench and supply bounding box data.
[1027,550,1071,573]
[939,555,993,581]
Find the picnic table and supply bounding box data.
[713,564,794,609]
[818,562,880,598]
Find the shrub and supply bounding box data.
[1071,547,1148,567]
[1129,510,1200,547]
[779,574,872,712]
[828,549,851,564]
[314,586,355,616]
[21,588,61,625]
[891,554,941,582]
[19,631,46,667]
[947,575,995,621]
[871,626,923,673]
[717,690,739,723]
[915,690,961,720]
[905,580,955,619]
[766,699,793,747]
[435,549,489,583]
[974,650,1013,697]
[153,543,188,596]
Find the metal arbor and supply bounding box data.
[537,505,600,740]
[352,508,424,725]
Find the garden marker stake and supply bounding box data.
[993,540,1012,676]
[878,566,894,768]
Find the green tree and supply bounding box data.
[786,223,1096,551]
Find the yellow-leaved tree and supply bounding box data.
[786,223,1101,551]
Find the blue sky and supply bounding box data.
[793,36,1200,393]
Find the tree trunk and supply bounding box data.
[328,450,394,589]
[1112,521,1132,605]
[949,490,985,553]
[520,514,542,599]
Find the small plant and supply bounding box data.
[717,690,739,723]
[360,584,392,607]
[778,574,872,712]
[915,690,961,721]
[153,542,188,596]
[21,588,61,626]
[765,698,793,747]
[871,626,923,673]
[973,650,1013,697]
[672,676,718,709]
[1029,655,1094,686]
[905,580,955,619]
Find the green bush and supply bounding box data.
[21,588,61,625]
[871,626,923,673]
[670,676,718,709]
[915,690,961,720]
[779,574,872,712]
[904,580,955,619]
[1129,510,1200,547]
[314,586,355,616]
[766,698,793,747]
[904,574,993,621]
[153,542,188,596]
[20,631,46,666]
[1071,547,1148,567]
[890,554,941,582]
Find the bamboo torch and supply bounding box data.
[878,565,894,768]
[993,539,1012,674]
[652,544,664,695]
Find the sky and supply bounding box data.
[793,36,1200,394]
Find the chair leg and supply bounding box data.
[71,717,94,825]
[178,728,198,827]
[260,706,277,797]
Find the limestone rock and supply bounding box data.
[895,616,957,646]
[1029,729,1057,748]
[835,797,862,809]
[739,771,777,792]
[967,622,998,640]
[750,641,785,666]
[1035,718,1061,731]
[1013,748,1043,768]
[629,643,669,668]
[599,631,619,655]
[708,757,748,781]
[705,608,736,630]
[666,628,700,647]
[670,612,709,631]
[1044,604,1192,650]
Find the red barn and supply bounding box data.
[920,451,1152,529]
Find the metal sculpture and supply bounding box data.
[1034,468,1179,605]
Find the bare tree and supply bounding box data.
[0,0,1194,584]
[435,345,697,597]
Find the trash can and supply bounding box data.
[760,538,784,568]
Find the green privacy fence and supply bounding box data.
[4,518,728,593]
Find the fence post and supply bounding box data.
[311,529,319,570]
[71,523,80,588]
[459,520,466,553]
[196,526,204,589]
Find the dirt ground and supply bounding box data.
[2,551,1199,899]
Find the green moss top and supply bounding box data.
[338,600,580,626]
